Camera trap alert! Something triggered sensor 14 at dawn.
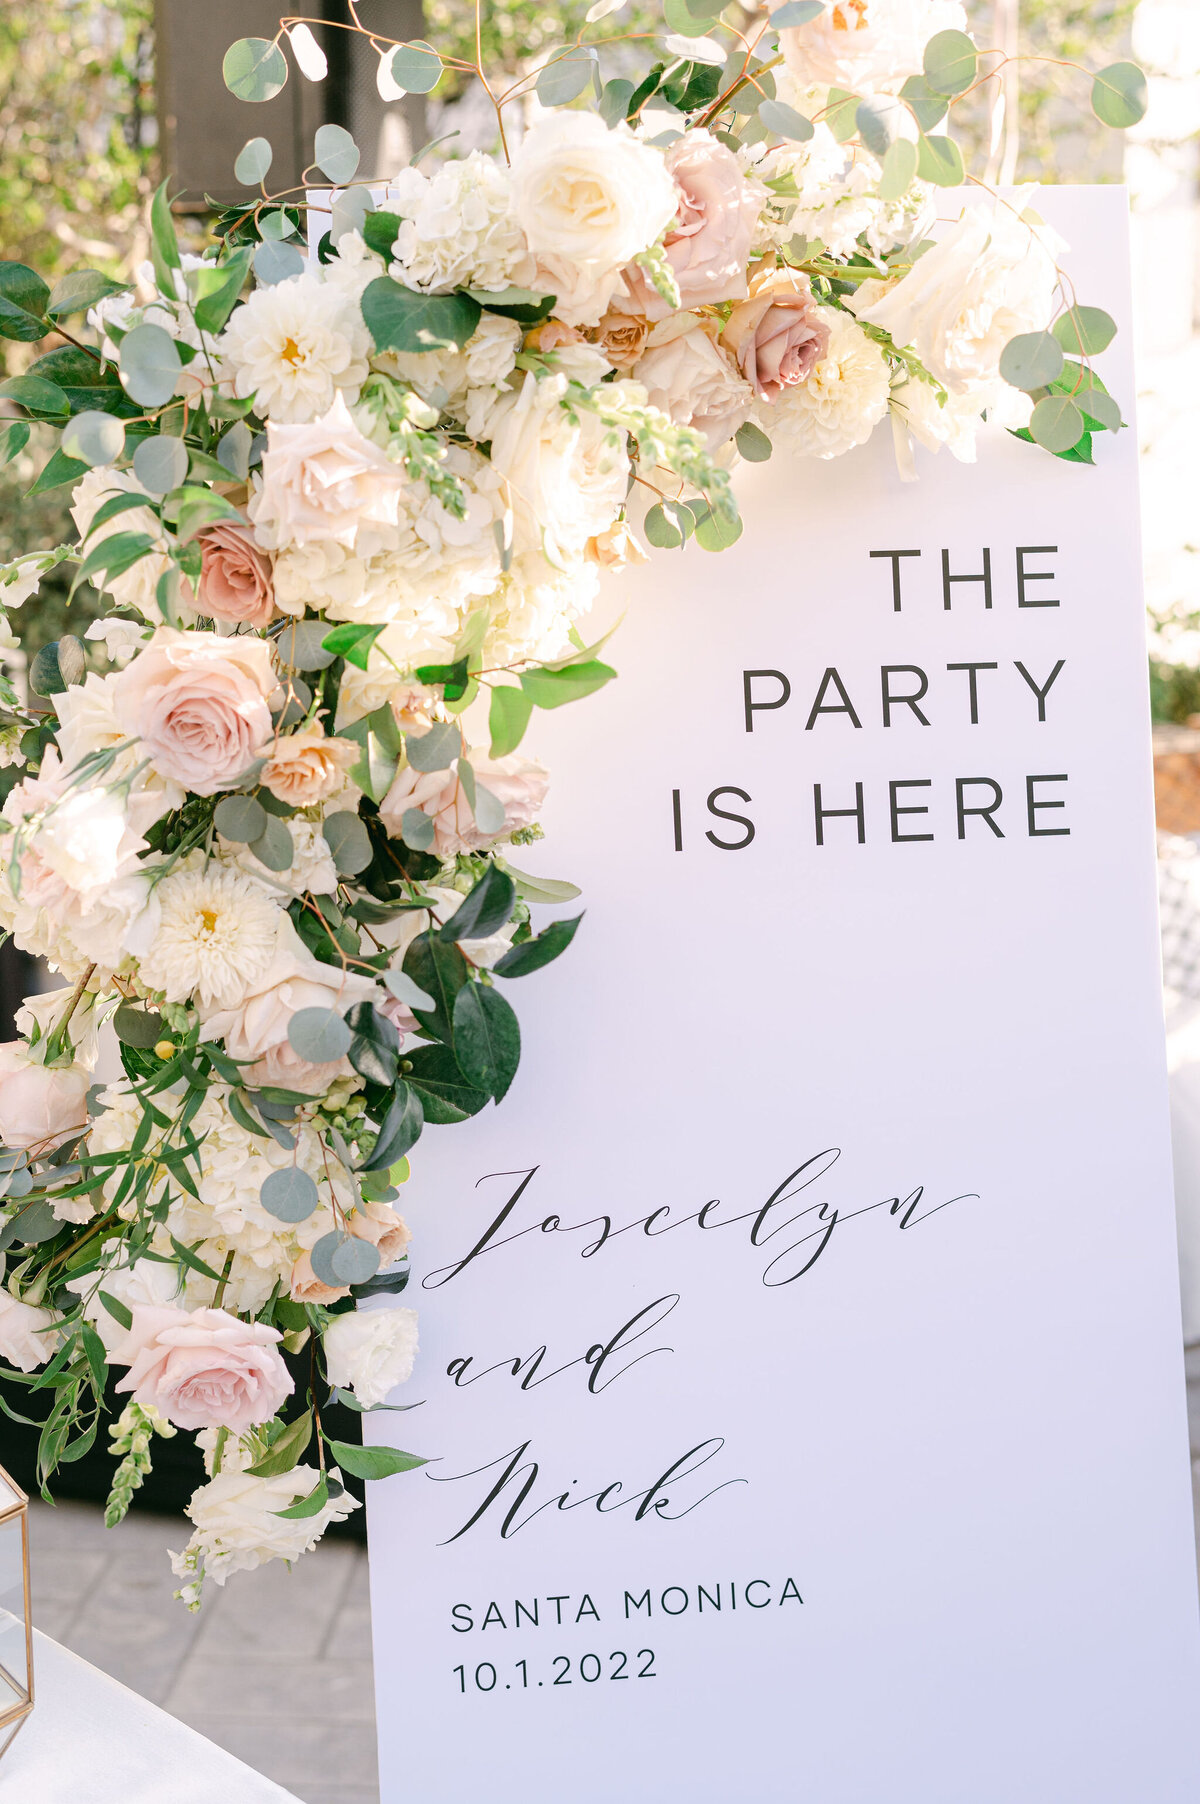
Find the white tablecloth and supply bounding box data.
[0,1631,301,1803]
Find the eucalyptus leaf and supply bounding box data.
[389,41,443,93]
[768,0,824,21]
[260,1168,320,1223]
[1029,394,1085,454]
[758,99,814,142]
[254,240,305,287]
[249,814,293,872]
[878,137,919,202]
[503,865,582,905]
[214,794,268,843]
[314,123,360,185]
[1091,61,1147,130]
[223,37,289,103]
[998,330,1064,393]
[401,809,436,853]
[322,811,373,876]
[113,1005,166,1049]
[1052,305,1117,358]
[406,722,462,772]
[234,137,274,185]
[923,28,977,96]
[735,421,772,463]
[287,1007,352,1064]
[133,434,188,495]
[216,420,253,481]
[536,47,597,105]
[383,969,436,1012]
[120,324,182,408]
[915,133,965,187]
[278,620,337,671]
[331,1236,382,1285]
[62,411,125,468]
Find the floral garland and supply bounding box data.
[0,0,1143,1604]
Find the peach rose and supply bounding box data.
[0,1048,89,1153]
[199,914,379,1094]
[625,131,762,321]
[115,1305,293,1434]
[290,1250,348,1306]
[198,522,275,629]
[248,393,403,552]
[587,298,651,371]
[261,727,358,807]
[113,626,276,796]
[348,1201,411,1265]
[720,266,830,403]
[379,754,548,858]
[587,518,649,571]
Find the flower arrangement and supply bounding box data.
[0,0,1144,1604]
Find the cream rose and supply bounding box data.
[322,1306,418,1407]
[260,726,359,808]
[249,393,404,552]
[512,115,678,327]
[113,627,276,796]
[379,755,548,858]
[850,195,1062,398]
[488,371,629,568]
[634,314,753,451]
[0,1290,62,1372]
[199,914,379,1094]
[721,266,830,404]
[0,1047,89,1152]
[624,130,762,320]
[115,1305,293,1433]
[198,522,275,629]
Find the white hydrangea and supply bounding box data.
[386,152,536,294]
[373,313,522,421]
[484,559,601,668]
[218,270,371,424]
[765,305,890,458]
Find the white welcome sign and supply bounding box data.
[367,188,1200,1801]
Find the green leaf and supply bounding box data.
[0,263,49,342]
[488,685,534,759]
[1052,305,1117,358]
[663,0,712,36]
[325,1438,428,1480]
[97,1291,133,1332]
[493,913,583,977]
[345,1000,401,1087]
[0,421,29,466]
[1091,61,1147,130]
[899,73,948,133]
[361,1081,424,1171]
[224,36,290,103]
[401,810,435,853]
[118,323,180,409]
[406,1043,488,1123]
[249,814,293,872]
[170,485,243,543]
[113,1004,167,1048]
[691,501,743,551]
[133,435,189,495]
[916,134,965,186]
[464,287,555,325]
[453,982,520,1101]
[536,47,597,104]
[46,270,127,320]
[735,421,773,463]
[923,28,977,96]
[360,277,482,355]
[321,620,386,670]
[502,865,581,905]
[878,137,919,202]
[149,180,182,299]
[406,721,462,772]
[361,210,401,259]
[388,42,443,93]
[413,655,470,700]
[0,375,67,419]
[234,137,274,185]
[29,447,88,495]
[824,87,860,143]
[273,1474,331,1519]
[998,330,1064,393]
[191,249,253,336]
[403,932,468,1040]
[758,99,814,142]
[279,620,336,671]
[254,240,305,287]
[314,123,360,184]
[74,531,156,591]
[439,863,516,944]
[247,1409,313,1476]
[520,660,616,709]
[1029,394,1086,454]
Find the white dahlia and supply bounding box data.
[219,271,370,424]
[766,306,890,459]
[137,864,282,1009]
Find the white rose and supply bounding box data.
[512,115,678,327]
[0,1044,90,1155]
[0,1288,62,1372]
[488,371,628,568]
[634,315,753,451]
[249,392,404,551]
[322,1306,418,1406]
[68,1253,185,1362]
[770,0,969,95]
[171,1464,359,1588]
[851,194,1063,398]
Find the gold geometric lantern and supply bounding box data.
[0,1465,32,1759]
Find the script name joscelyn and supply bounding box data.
[671,541,1072,852]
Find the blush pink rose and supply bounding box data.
[720,266,830,403]
[0,1049,89,1153]
[379,754,548,857]
[198,522,275,629]
[115,1305,293,1433]
[625,130,762,321]
[113,626,277,796]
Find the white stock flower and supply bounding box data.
[219,270,370,423]
[512,115,678,326]
[136,864,283,1009]
[851,195,1063,400]
[171,1464,358,1587]
[890,375,986,464]
[0,1289,62,1372]
[388,153,536,293]
[84,617,150,668]
[322,1306,418,1406]
[770,0,969,95]
[766,305,889,458]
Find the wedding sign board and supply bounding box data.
[367,188,1200,1801]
